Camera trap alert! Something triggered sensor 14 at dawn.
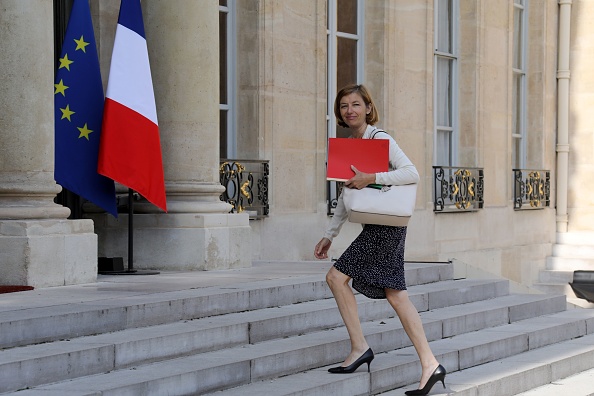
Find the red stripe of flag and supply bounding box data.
[99,99,167,211]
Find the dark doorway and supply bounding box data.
[53,0,83,219]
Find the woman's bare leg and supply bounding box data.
[386,288,439,389]
[326,267,370,365]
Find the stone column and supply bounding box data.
[0,0,98,287]
[91,0,251,270]
[556,0,571,232]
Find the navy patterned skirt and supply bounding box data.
[333,224,407,299]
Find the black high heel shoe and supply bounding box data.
[405,364,446,395]
[328,348,374,374]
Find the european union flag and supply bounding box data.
[54,0,117,216]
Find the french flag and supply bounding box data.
[98,0,167,212]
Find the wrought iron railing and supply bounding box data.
[513,169,550,210]
[433,166,484,212]
[220,159,269,219]
[327,180,344,216]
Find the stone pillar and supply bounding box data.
[556,0,572,232]
[0,0,98,287]
[91,0,251,270]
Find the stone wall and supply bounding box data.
[568,0,594,231]
[244,0,561,290]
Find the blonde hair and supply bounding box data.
[334,84,379,128]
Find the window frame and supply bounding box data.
[433,0,459,167]
[512,0,528,169]
[219,0,237,159]
[326,0,365,139]
[326,0,365,216]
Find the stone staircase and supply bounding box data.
[536,231,594,307]
[0,261,593,395]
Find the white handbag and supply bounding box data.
[342,183,417,226]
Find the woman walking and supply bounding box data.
[314,84,445,395]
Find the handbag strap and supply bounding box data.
[370,128,388,139]
[370,128,393,175]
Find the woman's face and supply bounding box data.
[339,92,370,130]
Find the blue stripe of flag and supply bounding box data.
[117,0,146,38]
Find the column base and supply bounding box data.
[0,219,97,287]
[91,212,252,271]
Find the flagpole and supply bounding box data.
[128,188,134,272]
[96,0,164,276]
[123,188,160,275]
[98,190,159,275]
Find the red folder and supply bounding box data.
[327,138,389,181]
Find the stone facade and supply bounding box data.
[0,0,592,289]
[568,0,594,231]
[0,1,97,287]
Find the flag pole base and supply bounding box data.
[97,190,161,276]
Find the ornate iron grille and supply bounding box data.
[434,166,484,212]
[220,159,269,219]
[513,169,550,210]
[327,180,344,216]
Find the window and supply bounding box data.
[327,0,364,139]
[326,0,364,215]
[512,0,527,169]
[219,0,237,159]
[434,0,458,166]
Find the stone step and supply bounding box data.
[0,263,452,350]
[200,309,594,396]
[539,269,574,284]
[0,278,510,394]
[553,243,594,258]
[514,366,594,396]
[567,298,594,309]
[0,275,328,350]
[546,256,594,271]
[536,269,594,307]
[556,231,594,246]
[3,292,574,395]
[392,332,594,395]
[0,264,442,349]
[420,293,566,337]
[533,282,576,297]
[534,285,594,311]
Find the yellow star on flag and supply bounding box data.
[60,104,75,121]
[77,123,93,140]
[58,53,74,71]
[54,79,69,96]
[74,35,90,53]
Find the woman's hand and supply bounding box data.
[314,237,332,259]
[345,165,376,190]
